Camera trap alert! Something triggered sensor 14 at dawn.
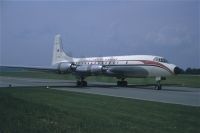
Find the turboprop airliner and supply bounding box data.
[52,34,181,89]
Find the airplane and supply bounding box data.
[52,34,181,90]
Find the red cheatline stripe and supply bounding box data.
[139,60,173,74]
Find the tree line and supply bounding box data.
[179,68,200,75]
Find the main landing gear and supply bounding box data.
[117,78,128,87]
[76,77,87,87]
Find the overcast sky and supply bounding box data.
[0,0,199,69]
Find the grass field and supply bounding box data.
[0,70,200,88]
[0,87,199,133]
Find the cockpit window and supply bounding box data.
[162,58,168,63]
[154,57,168,63]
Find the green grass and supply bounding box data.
[0,87,199,133]
[0,70,200,88]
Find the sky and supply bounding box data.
[0,0,199,69]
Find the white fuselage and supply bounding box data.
[61,55,176,77]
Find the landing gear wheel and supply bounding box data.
[123,81,128,87]
[77,81,81,86]
[82,81,87,87]
[155,84,162,90]
[157,84,162,90]
[76,81,87,87]
[117,81,121,86]
[117,81,128,87]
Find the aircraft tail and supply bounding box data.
[52,34,73,65]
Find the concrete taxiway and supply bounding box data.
[0,76,199,106]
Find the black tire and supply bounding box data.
[156,84,162,90]
[76,81,81,86]
[123,81,128,87]
[117,81,121,87]
[117,81,128,87]
[158,84,162,90]
[82,81,87,87]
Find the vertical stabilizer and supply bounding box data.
[52,34,73,65]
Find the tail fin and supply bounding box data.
[52,34,73,65]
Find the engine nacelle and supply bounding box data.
[58,62,73,73]
[75,65,103,76]
[90,65,103,74]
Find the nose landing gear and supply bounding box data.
[155,81,162,90]
[155,77,166,90]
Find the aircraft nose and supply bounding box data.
[174,67,182,74]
